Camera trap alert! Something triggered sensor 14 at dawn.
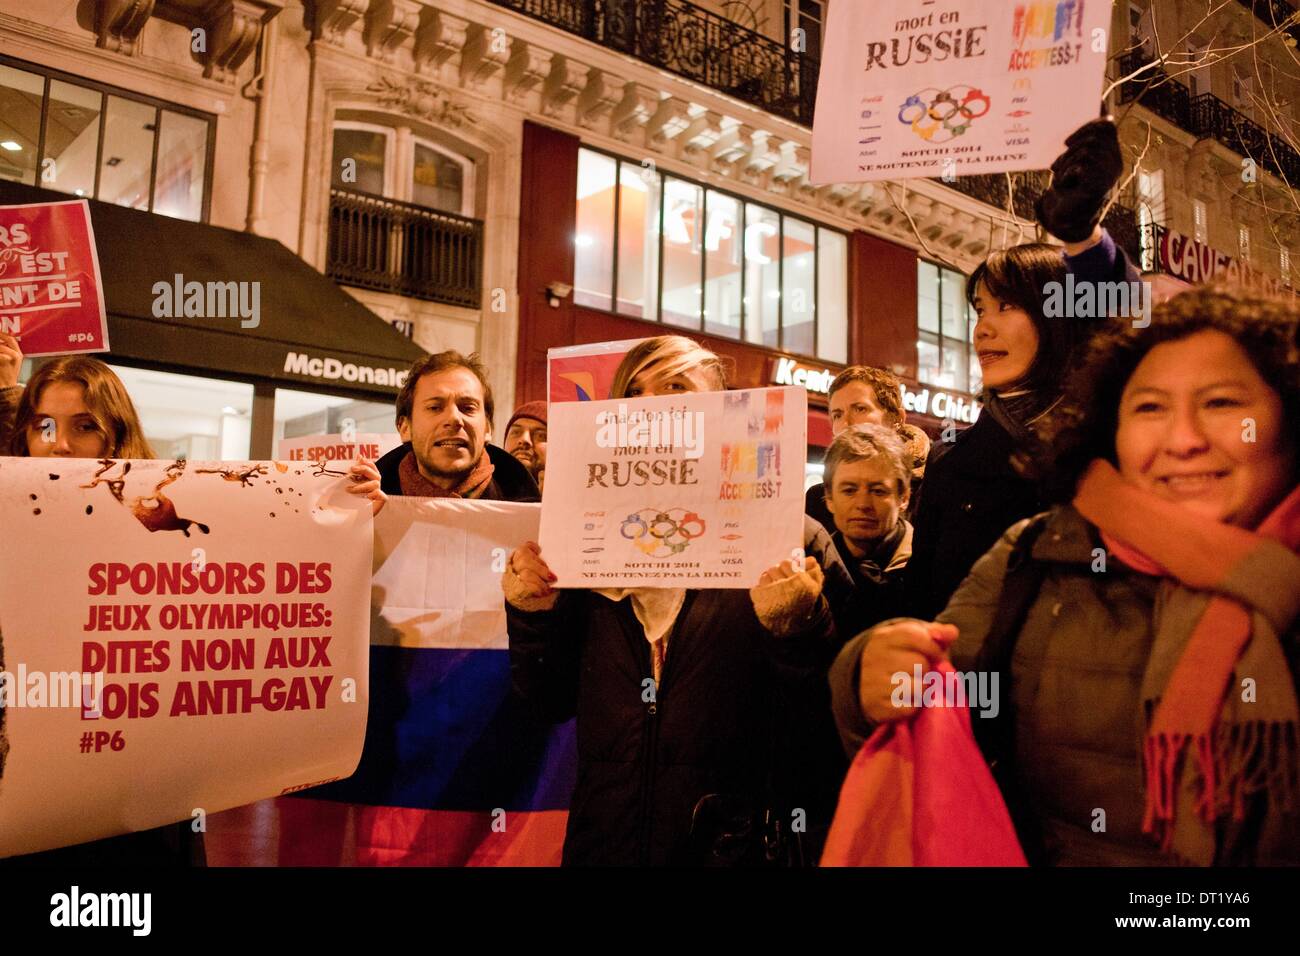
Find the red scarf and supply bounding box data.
[397,448,495,499]
[1073,460,1300,852]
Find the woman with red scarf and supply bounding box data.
[829,284,1300,865]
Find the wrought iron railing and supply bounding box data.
[935,170,1144,264]
[1235,0,1300,42]
[488,0,819,126]
[327,188,483,308]
[1118,51,1300,187]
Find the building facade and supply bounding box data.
[10,1,1287,465]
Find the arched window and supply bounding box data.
[329,121,474,217]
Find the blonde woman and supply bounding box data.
[503,335,846,866]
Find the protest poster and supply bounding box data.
[810,0,1112,184]
[206,497,575,866]
[547,339,646,403]
[539,385,807,589]
[0,199,109,357]
[0,456,371,858]
[278,432,402,464]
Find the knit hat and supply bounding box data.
[897,422,931,483]
[505,400,547,436]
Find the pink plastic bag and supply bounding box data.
[821,661,1027,866]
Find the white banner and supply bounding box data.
[371,497,540,650]
[0,457,372,858]
[540,386,807,588]
[811,0,1111,183]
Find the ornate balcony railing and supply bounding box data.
[935,170,1144,265]
[1235,0,1300,43]
[488,0,819,126]
[327,188,483,309]
[1118,51,1300,187]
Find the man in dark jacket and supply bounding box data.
[807,366,928,528]
[505,567,840,866]
[821,424,913,628]
[375,350,539,503]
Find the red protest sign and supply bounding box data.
[0,199,109,357]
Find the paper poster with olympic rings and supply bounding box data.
[810,0,1112,184]
[539,386,807,588]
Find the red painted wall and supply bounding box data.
[850,231,919,380]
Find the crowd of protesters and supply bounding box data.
[1,116,1297,867]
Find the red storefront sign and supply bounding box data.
[1156,227,1283,295]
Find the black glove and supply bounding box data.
[1035,117,1123,243]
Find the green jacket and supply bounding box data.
[829,505,1300,866]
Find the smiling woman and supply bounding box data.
[834,283,1300,865]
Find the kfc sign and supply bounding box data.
[771,357,836,395]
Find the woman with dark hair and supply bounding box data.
[505,335,844,865]
[903,118,1135,621]
[832,284,1300,865]
[903,243,1072,621]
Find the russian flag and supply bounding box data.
[208,498,575,866]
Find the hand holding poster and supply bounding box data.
[0,200,109,357]
[205,498,575,867]
[0,457,371,858]
[811,0,1111,183]
[540,386,807,589]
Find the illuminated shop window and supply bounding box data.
[0,56,213,222]
[917,260,979,394]
[329,122,473,216]
[574,146,848,363]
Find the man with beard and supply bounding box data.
[375,351,539,502]
[502,400,547,491]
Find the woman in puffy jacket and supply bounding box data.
[833,284,1300,865]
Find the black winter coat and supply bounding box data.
[903,411,1043,622]
[507,587,838,866]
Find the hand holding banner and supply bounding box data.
[811,0,1112,184]
[540,386,807,589]
[0,457,371,858]
[0,200,109,357]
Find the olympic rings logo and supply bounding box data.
[620,507,707,557]
[897,86,991,143]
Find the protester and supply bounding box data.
[370,351,538,503]
[6,356,154,458]
[0,356,203,865]
[902,243,1071,620]
[903,117,1131,622]
[821,424,913,626]
[504,334,842,865]
[806,366,928,529]
[502,400,547,491]
[831,284,1300,865]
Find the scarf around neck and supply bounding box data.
[397,447,495,499]
[981,388,1059,445]
[1072,460,1300,863]
[837,520,907,586]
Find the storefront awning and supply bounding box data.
[0,181,425,397]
